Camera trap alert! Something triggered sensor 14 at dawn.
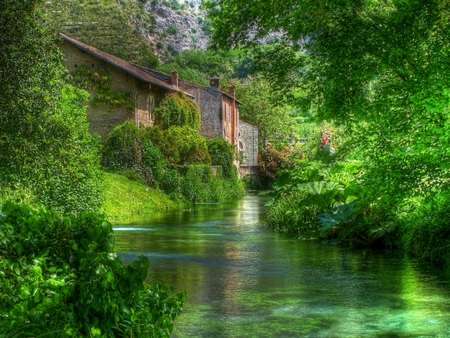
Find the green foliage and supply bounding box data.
[0,2,103,216]
[156,48,255,84]
[180,164,244,203]
[0,201,185,337]
[160,169,182,194]
[102,122,168,186]
[400,191,450,263]
[164,126,211,165]
[265,161,359,237]
[207,137,236,179]
[234,76,298,147]
[142,140,166,183]
[157,63,209,86]
[257,145,298,184]
[69,66,134,112]
[101,119,243,205]
[102,121,142,171]
[167,25,178,35]
[206,0,450,262]
[154,93,201,130]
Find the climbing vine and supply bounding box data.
[153,92,201,130]
[69,66,134,112]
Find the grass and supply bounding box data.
[101,172,186,219]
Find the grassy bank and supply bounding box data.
[101,172,186,219]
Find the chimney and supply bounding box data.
[228,84,236,98]
[171,69,178,88]
[210,75,220,89]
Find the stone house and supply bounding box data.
[59,33,188,138]
[238,119,258,167]
[59,33,258,173]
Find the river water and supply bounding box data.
[114,195,450,337]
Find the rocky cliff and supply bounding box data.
[135,0,210,59]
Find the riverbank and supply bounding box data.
[101,172,187,219]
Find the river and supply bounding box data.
[113,194,450,337]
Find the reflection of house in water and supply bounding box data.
[59,33,258,177]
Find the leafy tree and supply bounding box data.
[234,75,298,148]
[207,137,236,179]
[0,0,103,215]
[205,0,450,227]
[165,126,211,165]
[101,121,143,171]
[154,92,201,130]
[157,48,255,85]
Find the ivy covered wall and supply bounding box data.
[61,41,167,138]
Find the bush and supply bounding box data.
[161,169,182,194]
[400,192,450,264]
[142,140,166,183]
[180,164,244,203]
[101,121,142,171]
[207,137,236,179]
[258,145,297,186]
[1,84,104,216]
[153,93,201,130]
[166,126,211,165]
[0,202,185,337]
[181,164,213,203]
[167,25,178,35]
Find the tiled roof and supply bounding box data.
[60,33,189,95]
[179,79,242,105]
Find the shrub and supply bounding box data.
[181,164,213,203]
[161,169,182,194]
[180,164,244,203]
[165,126,211,165]
[154,92,201,130]
[167,25,178,35]
[0,84,104,216]
[258,145,297,186]
[0,202,185,337]
[207,137,236,179]
[142,139,166,183]
[101,121,142,171]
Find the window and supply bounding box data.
[147,96,154,123]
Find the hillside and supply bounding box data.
[43,0,210,66]
[42,0,160,68]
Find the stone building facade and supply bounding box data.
[59,33,258,174]
[178,77,239,148]
[238,119,258,167]
[59,33,185,138]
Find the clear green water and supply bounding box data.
[114,195,450,337]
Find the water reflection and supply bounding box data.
[114,195,450,337]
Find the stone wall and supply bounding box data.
[239,120,258,167]
[179,81,223,139]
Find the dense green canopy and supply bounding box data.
[205,0,450,203]
[0,0,102,215]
